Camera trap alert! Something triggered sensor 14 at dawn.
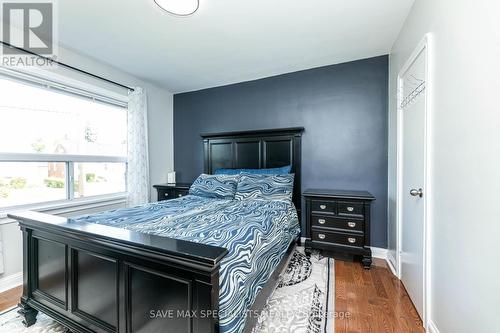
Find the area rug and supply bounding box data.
[252,247,334,333]
[0,247,334,333]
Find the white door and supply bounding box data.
[398,44,427,319]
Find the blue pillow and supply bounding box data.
[189,174,239,199]
[214,165,292,175]
[235,173,294,202]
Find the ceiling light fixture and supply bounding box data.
[154,0,199,16]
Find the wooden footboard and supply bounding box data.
[8,211,228,333]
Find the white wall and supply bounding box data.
[388,0,500,332]
[0,43,174,288]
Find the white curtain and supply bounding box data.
[0,231,4,274]
[127,87,150,206]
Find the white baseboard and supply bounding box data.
[427,320,440,333]
[370,247,399,277]
[370,246,388,259]
[0,272,22,293]
[386,252,398,277]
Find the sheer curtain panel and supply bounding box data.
[127,87,150,206]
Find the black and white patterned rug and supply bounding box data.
[253,247,334,333]
[0,247,334,333]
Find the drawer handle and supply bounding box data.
[164,193,169,197]
[320,204,327,210]
[348,222,356,228]
[318,218,326,224]
[347,206,354,212]
[348,237,356,244]
[318,234,326,240]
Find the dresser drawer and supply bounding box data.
[157,189,175,201]
[157,188,189,201]
[338,201,364,217]
[174,189,189,198]
[154,183,192,202]
[311,200,336,214]
[311,215,364,233]
[312,230,363,247]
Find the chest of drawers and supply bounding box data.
[153,183,191,201]
[303,189,375,269]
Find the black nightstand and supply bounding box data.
[303,189,375,269]
[153,183,191,201]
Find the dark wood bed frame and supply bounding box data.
[8,127,304,333]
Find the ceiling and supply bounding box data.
[57,0,414,93]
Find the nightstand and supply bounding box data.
[153,183,191,201]
[303,189,375,269]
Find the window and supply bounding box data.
[0,162,67,207]
[73,163,126,198]
[0,73,128,210]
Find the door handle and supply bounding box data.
[410,188,423,198]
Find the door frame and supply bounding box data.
[395,33,432,328]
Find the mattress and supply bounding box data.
[74,195,300,333]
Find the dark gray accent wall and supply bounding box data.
[174,55,388,248]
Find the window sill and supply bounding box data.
[0,193,128,224]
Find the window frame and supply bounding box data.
[0,68,130,216]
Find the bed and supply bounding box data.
[8,127,304,333]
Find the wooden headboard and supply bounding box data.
[201,127,304,210]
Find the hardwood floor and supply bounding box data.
[0,285,22,313]
[0,259,424,333]
[335,258,424,333]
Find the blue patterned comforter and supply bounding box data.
[74,195,300,333]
